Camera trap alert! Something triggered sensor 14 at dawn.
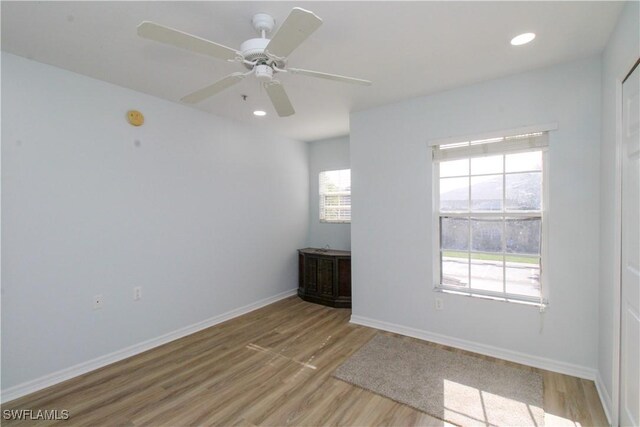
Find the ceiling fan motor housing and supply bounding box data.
[240,38,284,69]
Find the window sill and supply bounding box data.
[319,220,351,224]
[433,287,548,310]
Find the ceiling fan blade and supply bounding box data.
[138,21,239,61]
[265,8,322,59]
[264,81,295,117]
[181,73,246,104]
[288,68,372,86]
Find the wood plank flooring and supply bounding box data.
[2,296,608,426]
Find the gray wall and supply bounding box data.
[307,136,351,250]
[598,0,640,420]
[350,56,602,372]
[1,53,309,390]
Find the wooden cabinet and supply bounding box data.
[298,248,351,308]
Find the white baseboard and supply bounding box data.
[1,289,297,404]
[595,371,613,426]
[350,315,598,381]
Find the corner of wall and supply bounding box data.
[596,370,613,426]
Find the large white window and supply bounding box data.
[433,132,548,305]
[319,169,351,223]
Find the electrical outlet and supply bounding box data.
[435,297,443,310]
[133,286,142,301]
[93,294,103,310]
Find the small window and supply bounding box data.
[433,132,548,305]
[319,169,351,223]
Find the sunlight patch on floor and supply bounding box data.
[443,379,544,426]
[544,413,583,427]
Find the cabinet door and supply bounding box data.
[304,257,317,292]
[317,258,335,296]
[338,258,351,297]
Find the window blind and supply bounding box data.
[433,132,549,162]
[319,169,351,222]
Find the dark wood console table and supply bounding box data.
[298,248,351,308]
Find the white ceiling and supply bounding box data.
[1,1,624,141]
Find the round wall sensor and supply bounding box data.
[127,110,144,126]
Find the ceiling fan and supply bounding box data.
[137,8,372,117]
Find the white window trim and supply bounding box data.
[431,135,550,307]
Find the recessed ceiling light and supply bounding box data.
[511,33,536,46]
[253,110,267,117]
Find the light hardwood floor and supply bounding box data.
[2,296,608,426]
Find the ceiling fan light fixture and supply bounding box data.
[510,32,536,46]
[255,64,274,82]
[253,110,267,117]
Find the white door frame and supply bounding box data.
[613,57,640,427]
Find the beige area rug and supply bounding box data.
[333,334,544,427]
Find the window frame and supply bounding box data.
[319,169,351,224]
[432,139,550,307]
